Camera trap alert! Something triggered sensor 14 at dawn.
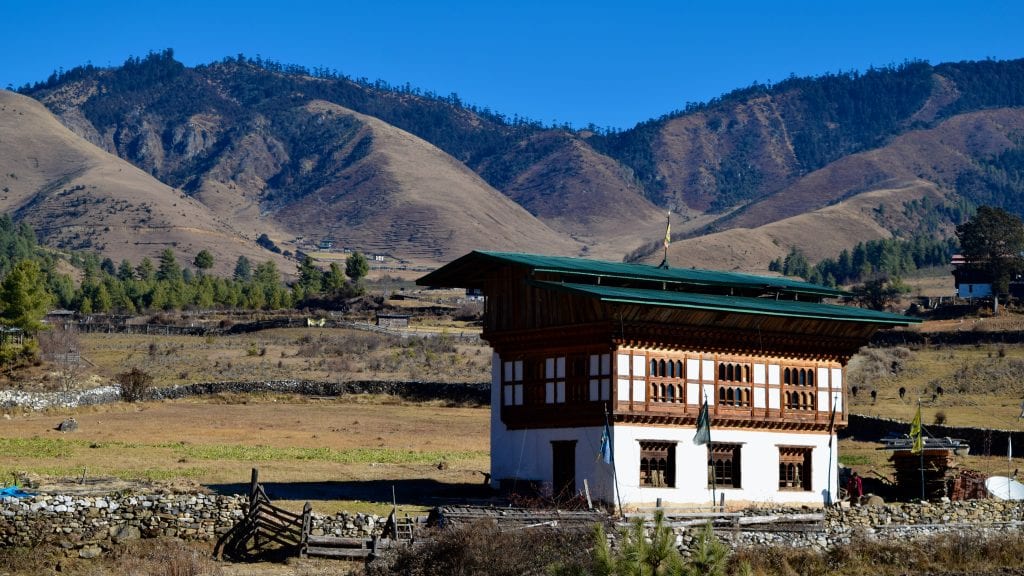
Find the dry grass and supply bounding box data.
[66,325,489,388]
[847,343,1024,429]
[0,395,490,516]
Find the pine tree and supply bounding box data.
[0,260,52,332]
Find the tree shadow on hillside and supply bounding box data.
[205,478,498,506]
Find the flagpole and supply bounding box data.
[1009,435,1013,500]
[659,211,670,269]
[826,397,837,506]
[604,406,624,518]
[693,395,714,508]
[918,400,925,501]
[709,415,717,509]
[704,387,716,508]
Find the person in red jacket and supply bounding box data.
[846,471,864,506]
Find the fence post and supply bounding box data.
[249,468,259,502]
[300,502,312,557]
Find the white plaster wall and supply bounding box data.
[490,423,616,502]
[612,425,838,506]
[490,353,840,507]
[490,352,503,489]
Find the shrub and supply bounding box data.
[367,521,594,576]
[117,367,154,402]
[934,411,947,425]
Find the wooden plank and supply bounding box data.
[306,535,370,547]
[305,546,372,559]
[736,513,824,525]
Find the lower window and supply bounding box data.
[778,447,812,490]
[639,441,676,487]
[709,443,742,488]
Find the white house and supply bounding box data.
[418,251,917,507]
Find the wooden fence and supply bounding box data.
[214,469,311,561]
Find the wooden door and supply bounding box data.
[551,440,577,499]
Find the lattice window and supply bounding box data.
[784,367,815,386]
[709,443,741,488]
[502,360,524,406]
[588,353,611,401]
[639,441,676,487]
[779,447,812,490]
[784,390,816,410]
[545,357,566,404]
[718,362,749,383]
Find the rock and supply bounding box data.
[863,495,885,508]
[112,525,141,543]
[78,544,102,559]
[56,418,78,432]
[13,471,41,489]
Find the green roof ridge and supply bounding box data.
[474,250,844,297]
[530,280,918,325]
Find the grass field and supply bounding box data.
[0,395,490,515]
[64,325,491,389]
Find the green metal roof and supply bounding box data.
[530,281,919,326]
[417,250,845,298]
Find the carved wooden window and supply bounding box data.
[545,357,566,404]
[778,447,812,491]
[650,357,685,403]
[588,353,611,402]
[639,441,676,487]
[502,359,523,406]
[784,390,815,410]
[717,361,751,407]
[784,367,815,386]
[718,362,749,383]
[709,443,741,488]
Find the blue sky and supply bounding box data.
[4,1,1023,129]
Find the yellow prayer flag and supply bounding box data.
[910,405,923,454]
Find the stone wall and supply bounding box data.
[675,499,1024,553]
[3,491,1024,557]
[0,492,388,558]
[0,380,489,411]
[845,414,1023,458]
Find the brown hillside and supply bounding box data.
[720,108,1024,231]
[659,181,943,272]
[652,107,1024,272]
[190,100,582,266]
[496,131,666,259]
[654,95,801,211]
[0,91,290,276]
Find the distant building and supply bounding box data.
[43,309,76,326]
[419,251,916,507]
[376,313,411,329]
[950,254,993,298]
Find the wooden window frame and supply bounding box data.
[709,443,741,488]
[502,359,524,406]
[639,441,676,488]
[778,446,812,491]
[589,353,611,402]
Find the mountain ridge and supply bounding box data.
[13,52,1024,274]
